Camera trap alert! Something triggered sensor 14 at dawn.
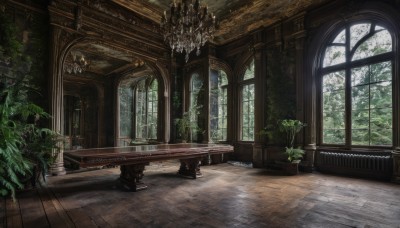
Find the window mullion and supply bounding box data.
[345,26,352,148]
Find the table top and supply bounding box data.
[64,143,233,167]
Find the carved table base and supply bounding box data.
[178,158,202,179]
[119,163,149,191]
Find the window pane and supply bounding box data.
[370,61,391,83]
[323,129,345,144]
[322,71,345,144]
[190,73,203,141]
[352,30,392,61]
[323,45,345,67]
[210,69,228,141]
[351,62,392,146]
[371,107,392,145]
[352,110,369,129]
[136,80,146,138]
[241,84,254,141]
[243,60,255,80]
[219,70,228,86]
[370,82,392,109]
[350,23,371,50]
[352,65,369,86]
[323,71,345,92]
[352,129,369,145]
[333,29,346,44]
[352,85,369,110]
[119,87,133,137]
[147,80,158,139]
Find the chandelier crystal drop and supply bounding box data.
[161,0,216,62]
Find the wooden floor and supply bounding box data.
[1,161,400,228]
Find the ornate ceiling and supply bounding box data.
[112,0,328,44]
[64,0,328,77]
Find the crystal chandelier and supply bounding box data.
[161,0,216,62]
[63,52,89,74]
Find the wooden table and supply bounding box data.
[64,143,234,191]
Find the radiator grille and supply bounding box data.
[317,151,392,179]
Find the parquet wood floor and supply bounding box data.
[1,161,400,227]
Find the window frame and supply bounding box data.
[317,21,395,148]
[239,60,255,142]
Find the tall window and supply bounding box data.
[240,60,255,141]
[321,22,393,146]
[119,86,133,138]
[188,73,203,141]
[147,80,158,139]
[119,76,159,141]
[135,79,146,138]
[210,69,228,141]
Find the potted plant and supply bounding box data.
[175,105,202,142]
[0,81,60,200]
[278,119,307,175]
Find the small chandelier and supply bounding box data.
[63,52,89,74]
[161,0,216,62]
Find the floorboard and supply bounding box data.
[4,161,400,227]
[0,197,5,227]
[5,197,22,228]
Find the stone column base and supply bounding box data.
[302,144,316,173]
[50,162,66,176]
[252,143,264,168]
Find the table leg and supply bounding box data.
[178,158,202,179]
[119,163,149,191]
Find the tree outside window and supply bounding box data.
[119,76,159,142]
[210,69,228,142]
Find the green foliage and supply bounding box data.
[0,13,58,201]
[175,105,203,142]
[279,119,307,148]
[279,119,306,162]
[0,83,59,200]
[284,147,305,163]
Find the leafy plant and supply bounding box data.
[0,12,59,200]
[279,119,307,162]
[284,147,305,163]
[0,82,59,200]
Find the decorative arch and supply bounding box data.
[48,0,170,175]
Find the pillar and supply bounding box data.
[48,26,66,175]
[252,30,267,168]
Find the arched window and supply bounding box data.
[240,60,255,141]
[320,22,393,146]
[210,69,228,141]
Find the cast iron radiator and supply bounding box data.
[317,151,392,179]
